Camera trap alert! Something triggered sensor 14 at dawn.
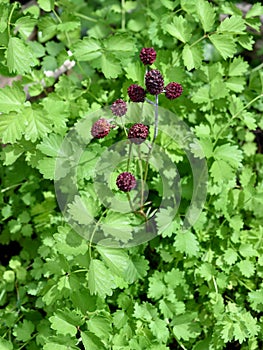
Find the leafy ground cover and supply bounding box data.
[0,0,263,349]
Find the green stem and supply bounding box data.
[74,12,97,22]
[88,209,108,259]
[1,182,24,193]
[189,34,207,48]
[7,3,16,38]
[52,9,71,46]
[121,0,126,30]
[127,142,132,171]
[138,146,144,209]
[144,94,158,183]
[213,93,263,148]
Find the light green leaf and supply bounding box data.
[37,157,56,180]
[224,248,238,265]
[173,313,200,341]
[37,134,64,157]
[209,34,236,60]
[88,259,116,297]
[164,16,191,43]
[87,315,112,340]
[174,231,199,257]
[182,44,203,71]
[6,37,36,74]
[37,0,54,11]
[210,160,236,182]
[104,34,135,53]
[49,314,77,336]
[0,85,25,113]
[13,320,35,342]
[237,260,255,277]
[149,318,169,343]
[96,246,130,278]
[0,338,13,350]
[43,343,76,350]
[100,53,122,79]
[67,195,94,225]
[0,4,9,33]
[228,57,249,76]
[217,16,246,34]
[126,255,149,283]
[73,37,102,61]
[196,0,215,32]
[81,331,105,350]
[226,77,246,92]
[24,107,52,142]
[213,144,243,168]
[101,211,133,243]
[14,17,37,39]
[246,3,263,18]
[248,289,263,311]
[0,113,26,144]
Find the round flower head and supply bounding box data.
[111,99,127,117]
[91,118,111,139]
[139,47,157,65]
[128,123,149,145]
[145,69,164,95]
[116,172,136,192]
[128,84,146,102]
[165,82,183,100]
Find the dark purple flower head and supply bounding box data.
[128,123,149,144]
[91,118,111,139]
[165,82,183,100]
[128,84,146,102]
[116,172,136,192]
[140,47,157,65]
[145,69,164,95]
[111,99,127,117]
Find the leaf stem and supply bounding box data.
[121,0,126,30]
[138,146,145,209]
[7,3,16,38]
[1,182,24,193]
[88,209,108,259]
[144,94,158,183]
[213,93,263,148]
[74,12,97,22]
[189,34,208,48]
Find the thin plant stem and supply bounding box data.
[74,12,97,22]
[121,0,126,30]
[126,192,135,212]
[7,3,16,38]
[52,9,71,47]
[213,93,263,147]
[88,208,108,259]
[144,94,159,183]
[127,142,132,171]
[138,146,145,209]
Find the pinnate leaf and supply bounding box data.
[196,0,215,32]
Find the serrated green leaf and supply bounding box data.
[0,85,25,113]
[67,195,94,225]
[228,57,249,76]
[226,77,246,92]
[213,144,243,168]
[14,17,37,40]
[38,0,54,11]
[100,53,122,79]
[174,231,199,257]
[217,16,246,34]
[248,289,263,311]
[172,313,200,341]
[164,16,191,43]
[87,315,112,340]
[37,134,63,157]
[49,314,77,336]
[224,248,238,265]
[81,331,105,350]
[24,107,52,142]
[104,34,135,53]
[88,259,116,297]
[237,260,255,277]
[149,318,169,343]
[126,255,149,283]
[196,0,215,32]
[13,320,35,342]
[0,4,8,33]
[101,211,133,243]
[0,113,26,144]
[73,37,102,61]
[96,246,130,278]
[0,338,13,350]
[37,157,56,180]
[246,3,263,18]
[209,34,236,60]
[182,44,203,71]
[6,37,36,74]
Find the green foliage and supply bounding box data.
[0,0,263,349]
